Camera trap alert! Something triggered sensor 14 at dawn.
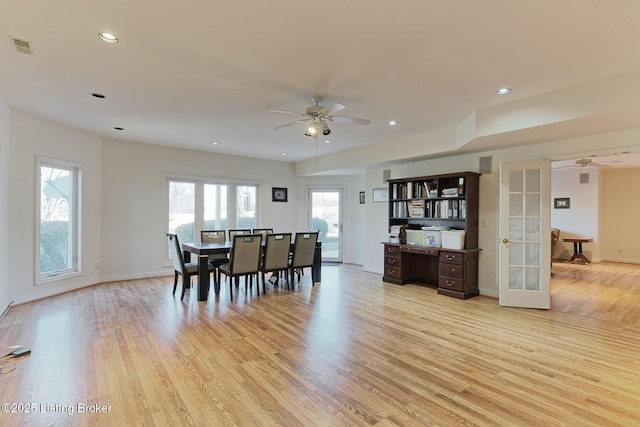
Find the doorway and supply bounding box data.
[307,187,344,262]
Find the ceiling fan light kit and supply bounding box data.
[271,97,369,138]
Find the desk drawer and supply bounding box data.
[439,262,463,279]
[384,256,400,268]
[405,246,438,256]
[440,251,463,265]
[439,276,464,292]
[384,266,402,280]
[384,244,401,256]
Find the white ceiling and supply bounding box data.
[3,1,640,166]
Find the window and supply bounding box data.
[165,178,259,257]
[37,158,81,282]
[168,181,195,245]
[236,185,257,230]
[204,183,227,230]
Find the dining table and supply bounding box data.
[182,240,322,301]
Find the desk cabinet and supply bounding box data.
[438,250,479,299]
[382,243,480,299]
[383,244,404,283]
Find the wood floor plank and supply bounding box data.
[1,262,640,426]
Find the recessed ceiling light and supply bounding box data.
[496,87,511,95]
[98,33,119,44]
[281,152,288,156]
[211,141,219,145]
[91,93,106,99]
[388,120,398,126]
[114,127,124,131]
[324,139,331,144]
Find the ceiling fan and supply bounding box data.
[553,158,622,169]
[270,98,371,138]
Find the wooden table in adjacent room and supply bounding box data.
[563,237,593,264]
[182,240,322,301]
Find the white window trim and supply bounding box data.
[35,156,82,284]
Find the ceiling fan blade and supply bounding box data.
[329,115,371,125]
[319,103,345,116]
[269,109,305,116]
[274,119,308,130]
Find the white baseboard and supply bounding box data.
[100,270,170,283]
[479,288,499,298]
[10,277,101,305]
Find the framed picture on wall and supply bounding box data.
[554,197,570,209]
[272,187,288,202]
[372,188,389,203]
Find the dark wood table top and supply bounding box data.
[562,238,593,243]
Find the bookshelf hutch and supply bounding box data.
[383,171,481,299]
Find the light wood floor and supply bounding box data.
[1,262,640,426]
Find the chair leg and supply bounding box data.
[181,274,189,301]
[172,271,178,295]
[229,276,234,301]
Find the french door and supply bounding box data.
[499,161,551,309]
[307,187,343,262]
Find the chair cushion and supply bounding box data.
[184,263,199,274]
[218,262,230,274]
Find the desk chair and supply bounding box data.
[218,234,262,301]
[167,233,215,301]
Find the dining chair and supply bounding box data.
[167,233,215,301]
[252,228,274,243]
[200,230,227,286]
[289,231,319,288]
[218,234,262,301]
[260,232,292,293]
[228,229,251,240]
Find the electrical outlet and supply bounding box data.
[95,261,100,269]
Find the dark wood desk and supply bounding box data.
[382,243,481,300]
[182,241,322,301]
[563,238,593,264]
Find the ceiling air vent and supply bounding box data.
[11,37,33,55]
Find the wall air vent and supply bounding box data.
[11,37,33,55]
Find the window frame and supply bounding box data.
[35,156,82,284]
[164,175,261,264]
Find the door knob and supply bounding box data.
[502,238,510,244]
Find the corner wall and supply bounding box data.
[8,110,102,304]
[0,97,9,314]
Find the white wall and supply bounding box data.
[600,167,640,264]
[100,139,300,281]
[551,168,600,261]
[294,174,366,265]
[0,97,9,313]
[8,110,102,304]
